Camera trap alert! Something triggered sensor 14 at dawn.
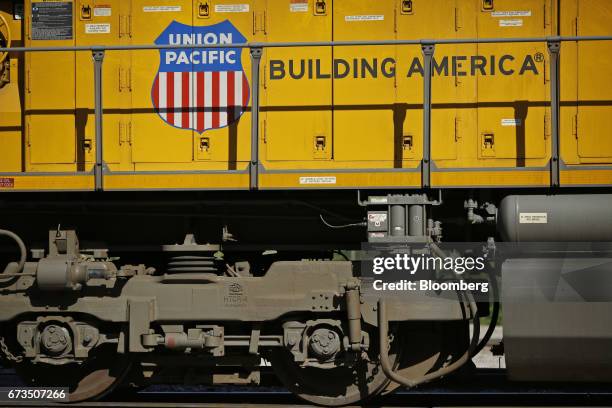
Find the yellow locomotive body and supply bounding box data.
[0,0,611,191]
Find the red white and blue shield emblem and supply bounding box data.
[152,20,250,133]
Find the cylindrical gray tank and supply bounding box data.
[498,194,612,242]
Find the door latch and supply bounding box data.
[483,133,495,148]
[200,137,210,152]
[314,0,327,16]
[400,0,413,15]
[482,0,494,11]
[81,4,92,20]
[198,1,210,18]
[402,135,413,150]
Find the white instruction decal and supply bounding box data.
[299,177,337,185]
[94,6,112,17]
[143,6,182,12]
[499,19,523,27]
[519,213,548,224]
[501,118,522,126]
[345,15,384,22]
[85,23,111,34]
[290,0,308,12]
[215,4,250,13]
[491,10,531,17]
[368,213,388,226]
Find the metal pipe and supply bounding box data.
[92,49,105,191]
[249,47,263,190]
[421,44,435,188]
[547,40,561,187]
[1,35,611,53]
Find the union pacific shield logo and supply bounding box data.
[152,21,250,133]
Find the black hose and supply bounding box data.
[0,229,27,274]
[471,271,500,357]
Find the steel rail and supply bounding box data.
[1,35,611,190]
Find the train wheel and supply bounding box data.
[267,324,403,406]
[16,347,131,402]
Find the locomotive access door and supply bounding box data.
[262,0,333,165]
[575,0,612,164]
[74,0,128,169]
[24,0,77,170]
[130,0,195,167]
[475,0,551,168]
[395,0,472,169]
[332,1,396,165]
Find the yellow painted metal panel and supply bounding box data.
[558,0,579,165]
[259,171,421,189]
[262,0,332,163]
[396,0,473,166]
[576,0,612,163]
[24,0,77,169]
[475,0,550,167]
[75,0,130,168]
[130,0,195,164]
[104,172,249,189]
[5,0,612,191]
[0,175,93,190]
[561,169,612,186]
[432,170,549,186]
[0,4,23,172]
[332,0,396,162]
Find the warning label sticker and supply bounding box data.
[345,15,384,22]
[501,118,522,126]
[499,19,523,27]
[519,213,548,224]
[143,6,182,12]
[85,23,111,34]
[299,176,337,185]
[491,10,531,17]
[290,0,308,12]
[31,2,73,40]
[215,4,250,13]
[0,178,15,188]
[94,6,112,17]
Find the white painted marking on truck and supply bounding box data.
[85,23,111,34]
[345,15,384,22]
[215,4,250,13]
[519,213,548,224]
[299,177,337,185]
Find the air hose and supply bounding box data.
[0,13,11,65]
[0,229,27,276]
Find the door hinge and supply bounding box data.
[262,119,267,143]
[253,11,266,34]
[455,8,462,31]
[119,122,132,145]
[119,67,132,92]
[572,114,578,139]
[119,15,132,38]
[544,110,550,139]
[454,117,462,141]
